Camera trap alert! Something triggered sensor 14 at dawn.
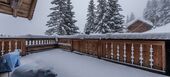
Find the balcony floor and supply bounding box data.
[0,49,168,77]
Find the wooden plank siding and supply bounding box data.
[58,38,166,73]
[0,0,37,20]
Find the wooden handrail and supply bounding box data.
[0,37,57,56]
[57,37,166,73]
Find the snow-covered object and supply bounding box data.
[11,63,57,77]
[147,23,170,33]
[126,18,153,28]
[57,33,170,40]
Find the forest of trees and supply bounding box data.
[85,0,124,34]
[46,0,124,35]
[46,0,170,35]
[143,0,170,28]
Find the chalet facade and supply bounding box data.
[0,0,37,20]
[127,19,153,33]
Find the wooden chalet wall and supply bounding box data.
[0,0,37,20]
[58,38,167,74]
[128,20,153,33]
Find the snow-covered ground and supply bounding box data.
[1,49,168,77]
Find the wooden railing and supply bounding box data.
[0,37,57,56]
[57,37,167,73]
[0,38,26,56]
[26,38,57,52]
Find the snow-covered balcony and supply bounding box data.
[0,33,170,77]
[0,49,168,77]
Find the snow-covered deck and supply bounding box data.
[1,49,168,77]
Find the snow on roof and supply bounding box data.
[57,33,170,40]
[126,18,153,28]
[146,23,170,33]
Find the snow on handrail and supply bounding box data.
[57,33,170,40]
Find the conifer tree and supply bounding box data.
[84,0,96,34]
[65,0,79,35]
[143,0,159,27]
[94,0,108,34]
[157,0,170,26]
[46,0,79,35]
[104,0,124,33]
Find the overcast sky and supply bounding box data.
[0,0,147,35]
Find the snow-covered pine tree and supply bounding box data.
[65,0,79,35]
[129,12,135,22]
[126,13,135,23]
[143,0,159,27]
[104,0,124,33]
[46,0,79,35]
[126,15,130,23]
[157,0,170,26]
[84,0,96,34]
[46,0,67,35]
[94,0,108,34]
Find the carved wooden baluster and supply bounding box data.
[8,41,12,52]
[49,40,51,44]
[123,43,127,63]
[106,42,108,58]
[26,40,28,46]
[39,40,41,45]
[33,40,35,45]
[36,40,39,45]
[15,40,18,49]
[43,40,44,45]
[29,40,31,46]
[139,44,143,66]
[117,44,120,61]
[1,41,4,55]
[131,43,134,64]
[149,45,154,68]
[111,43,114,59]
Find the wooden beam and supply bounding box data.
[0,2,10,7]
[11,0,23,17]
[27,0,37,20]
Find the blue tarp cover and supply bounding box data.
[0,49,21,72]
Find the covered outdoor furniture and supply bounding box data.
[11,63,57,77]
[0,49,21,72]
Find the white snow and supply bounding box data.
[57,33,170,40]
[18,49,167,77]
[147,23,170,33]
